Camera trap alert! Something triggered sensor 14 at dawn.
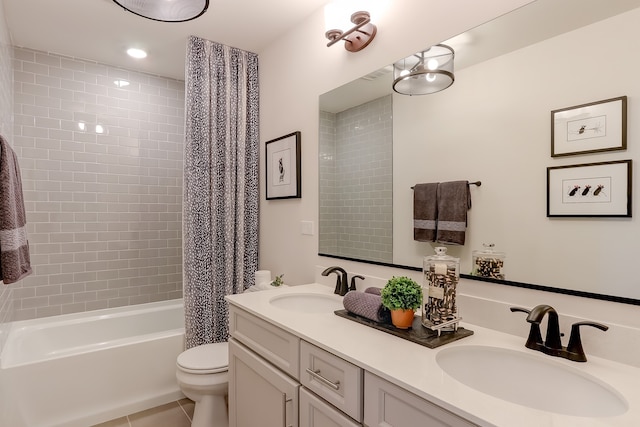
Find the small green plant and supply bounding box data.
[380,276,422,311]
[270,274,284,287]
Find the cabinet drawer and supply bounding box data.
[300,387,362,427]
[364,372,477,427]
[300,340,363,422]
[229,306,300,379]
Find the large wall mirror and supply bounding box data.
[319,0,640,304]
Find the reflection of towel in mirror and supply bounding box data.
[343,291,391,324]
[413,183,438,242]
[436,181,471,245]
[0,135,32,284]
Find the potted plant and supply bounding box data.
[270,274,284,287]
[380,276,422,329]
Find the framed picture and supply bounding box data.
[547,160,631,217]
[551,96,627,157]
[266,131,301,200]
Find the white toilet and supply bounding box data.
[176,342,229,427]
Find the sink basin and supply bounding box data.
[269,293,343,313]
[436,345,627,417]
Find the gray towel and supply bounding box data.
[436,181,471,245]
[413,183,438,242]
[0,135,32,284]
[343,291,391,324]
[364,287,382,296]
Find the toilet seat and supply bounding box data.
[177,342,229,374]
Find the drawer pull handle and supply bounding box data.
[306,368,341,390]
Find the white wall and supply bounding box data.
[258,0,533,285]
[392,8,640,300]
[259,0,640,365]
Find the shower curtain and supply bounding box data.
[183,36,259,348]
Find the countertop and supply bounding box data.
[226,283,640,427]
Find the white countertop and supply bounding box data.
[226,283,640,427]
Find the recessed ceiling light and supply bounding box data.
[127,48,147,59]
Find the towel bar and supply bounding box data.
[411,181,481,190]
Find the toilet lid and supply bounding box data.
[177,342,229,374]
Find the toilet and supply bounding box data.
[176,342,229,427]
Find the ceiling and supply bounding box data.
[3,0,329,81]
[320,0,640,113]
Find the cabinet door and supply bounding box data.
[363,372,477,427]
[229,338,299,427]
[300,388,362,427]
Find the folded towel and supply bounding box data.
[0,135,31,284]
[343,291,391,324]
[413,183,438,242]
[364,287,382,296]
[436,181,471,245]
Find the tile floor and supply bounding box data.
[92,399,195,427]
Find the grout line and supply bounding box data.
[177,399,192,422]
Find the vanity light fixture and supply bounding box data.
[112,0,209,22]
[325,11,377,52]
[392,44,455,95]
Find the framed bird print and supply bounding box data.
[547,159,632,217]
[266,131,301,200]
[551,96,627,157]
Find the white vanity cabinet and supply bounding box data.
[364,372,477,427]
[228,306,301,427]
[228,301,477,427]
[300,387,362,427]
[300,340,363,423]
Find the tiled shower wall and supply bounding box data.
[0,1,15,349]
[11,47,185,320]
[319,95,393,263]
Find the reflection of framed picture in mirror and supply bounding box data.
[547,159,632,217]
[551,96,627,157]
[266,131,301,200]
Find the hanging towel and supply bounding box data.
[436,180,471,245]
[413,183,438,242]
[0,135,31,284]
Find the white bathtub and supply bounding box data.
[0,299,186,427]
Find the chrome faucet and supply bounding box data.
[511,304,608,362]
[321,266,349,296]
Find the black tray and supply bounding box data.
[334,309,473,349]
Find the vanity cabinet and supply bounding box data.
[228,306,301,427]
[364,372,477,427]
[300,387,362,427]
[300,340,363,422]
[229,339,299,427]
[228,303,477,427]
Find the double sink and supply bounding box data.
[268,291,628,418]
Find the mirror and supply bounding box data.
[319,0,640,303]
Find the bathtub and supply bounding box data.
[0,299,186,427]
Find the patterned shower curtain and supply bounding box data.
[183,36,259,348]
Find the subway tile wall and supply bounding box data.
[319,95,393,263]
[0,2,15,349]
[11,47,185,320]
[318,110,337,256]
